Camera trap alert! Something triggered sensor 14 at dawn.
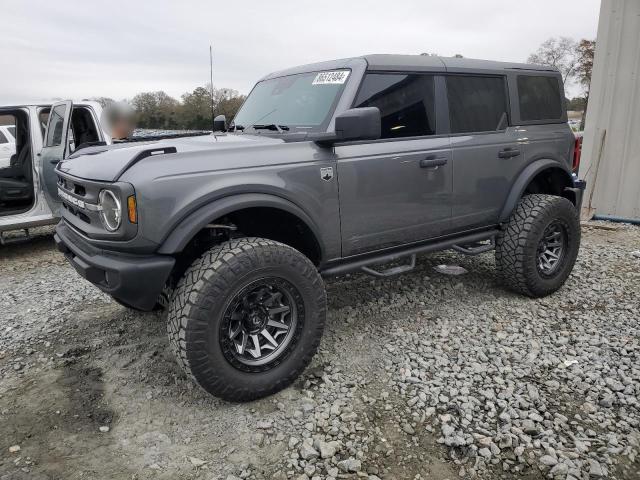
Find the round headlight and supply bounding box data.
[98,189,122,231]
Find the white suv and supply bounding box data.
[0,125,16,168]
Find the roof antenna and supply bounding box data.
[209,44,217,141]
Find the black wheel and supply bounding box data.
[167,237,326,401]
[496,194,580,297]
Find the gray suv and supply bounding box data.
[52,55,585,401]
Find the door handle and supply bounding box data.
[498,148,521,159]
[420,156,448,168]
[50,159,60,165]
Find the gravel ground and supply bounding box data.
[0,223,639,480]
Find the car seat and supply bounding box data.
[0,143,33,205]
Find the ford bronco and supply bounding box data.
[52,55,586,401]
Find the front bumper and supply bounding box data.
[54,221,175,311]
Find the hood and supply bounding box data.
[57,133,284,182]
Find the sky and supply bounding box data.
[1,0,601,104]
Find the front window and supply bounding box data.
[355,73,436,139]
[232,70,350,133]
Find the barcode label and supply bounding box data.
[312,70,350,85]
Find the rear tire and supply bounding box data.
[496,194,580,297]
[167,237,326,401]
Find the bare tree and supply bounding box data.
[527,37,579,84]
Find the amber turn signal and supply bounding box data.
[127,195,137,224]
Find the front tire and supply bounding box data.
[167,238,326,401]
[496,194,580,297]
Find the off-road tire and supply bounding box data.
[167,237,326,401]
[496,194,580,297]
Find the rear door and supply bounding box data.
[335,73,452,256]
[446,75,526,231]
[40,100,73,214]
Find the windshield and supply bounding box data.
[233,70,350,132]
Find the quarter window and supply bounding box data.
[517,75,562,121]
[446,76,508,133]
[354,73,436,139]
[0,131,7,144]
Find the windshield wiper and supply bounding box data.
[251,124,290,133]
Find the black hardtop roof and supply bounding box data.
[262,54,559,80]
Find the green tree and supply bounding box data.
[567,97,587,111]
[180,86,246,130]
[180,86,213,130]
[131,91,180,129]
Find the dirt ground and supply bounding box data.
[0,224,639,480]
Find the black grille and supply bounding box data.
[62,202,92,225]
[58,176,87,197]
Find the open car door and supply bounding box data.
[40,100,73,215]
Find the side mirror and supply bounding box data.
[317,107,381,146]
[213,115,227,132]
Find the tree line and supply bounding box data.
[94,85,246,131]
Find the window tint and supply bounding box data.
[446,76,507,133]
[45,104,67,147]
[354,73,435,138]
[518,75,562,121]
[0,131,7,144]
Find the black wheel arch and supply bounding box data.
[499,159,575,224]
[157,193,325,263]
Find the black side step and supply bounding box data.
[361,254,416,278]
[321,230,499,277]
[451,237,495,255]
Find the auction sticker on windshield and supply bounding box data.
[312,70,350,85]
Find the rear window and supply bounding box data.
[517,75,563,121]
[7,126,16,138]
[446,76,508,133]
[355,73,436,139]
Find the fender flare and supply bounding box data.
[156,193,325,258]
[498,159,573,223]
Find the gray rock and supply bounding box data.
[478,448,491,458]
[588,459,607,477]
[313,439,339,459]
[549,463,569,476]
[604,377,624,392]
[539,455,558,466]
[337,458,361,473]
[600,394,614,408]
[522,419,539,435]
[402,423,415,435]
[299,440,319,460]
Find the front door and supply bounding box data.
[40,100,73,215]
[335,72,452,257]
